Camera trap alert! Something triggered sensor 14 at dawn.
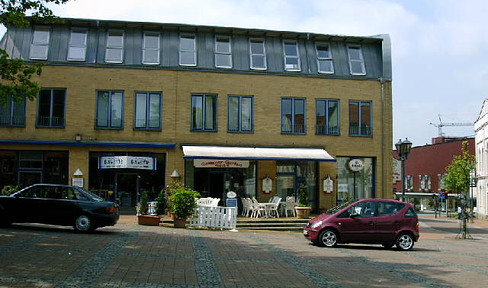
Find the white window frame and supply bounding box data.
[67,28,87,61]
[283,40,301,71]
[249,38,267,70]
[215,35,232,68]
[316,42,334,74]
[105,30,124,63]
[347,44,366,75]
[29,26,50,60]
[142,31,160,65]
[179,33,196,66]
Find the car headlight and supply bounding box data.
[311,220,323,229]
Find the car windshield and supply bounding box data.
[324,200,357,214]
[78,187,105,202]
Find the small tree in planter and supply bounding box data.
[154,190,166,216]
[164,181,185,216]
[296,183,312,218]
[137,192,160,226]
[170,187,200,228]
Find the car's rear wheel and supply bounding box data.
[74,215,94,232]
[319,229,338,247]
[396,233,414,251]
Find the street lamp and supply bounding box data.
[396,138,412,202]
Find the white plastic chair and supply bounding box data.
[268,197,281,218]
[250,198,264,218]
[284,196,296,217]
[241,198,251,217]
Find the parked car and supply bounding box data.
[304,199,419,250]
[0,184,119,232]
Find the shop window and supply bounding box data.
[215,35,232,68]
[281,97,306,134]
[283,40,300,71]
[337,157,375,201]
[135,92,162,130]
[277,161,317,209]
[105,30,124,63]
[67,28,87,61]
[316,43,334,74]
[30,27,50,60]
[143,31,160,65]
[347,44,366,75]
[250,38,266,70]
[96,90,124,129]
[180,33,196,66]
[37,89,66,128]
[316,99,339,135]
[228,95,253,133]
[349,100,372,136]
[191,94,217,131]
[0,95,26,126]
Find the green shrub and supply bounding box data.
[1,185,19,196]
[298,184,310,207]
[170,187,200,219]
[138,192,149,215]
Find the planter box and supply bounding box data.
[137,215,161,226]
[173,217,187,228]
[295,207,312,219]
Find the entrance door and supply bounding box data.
[208,172,225,205]
[116,173,139,208]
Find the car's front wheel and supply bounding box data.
[396,233,414,251]
[319,229,339,247]
[74,215,94,232]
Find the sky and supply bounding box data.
[1,0,486,147]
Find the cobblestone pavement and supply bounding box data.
[0,215,487,288]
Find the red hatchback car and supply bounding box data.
[304,199,420,250]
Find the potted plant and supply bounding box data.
[295,184,312,218]
[169,187,200,228]
[137,192,160,226]
[164,181,184,217]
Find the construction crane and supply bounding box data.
[429,114,473,137]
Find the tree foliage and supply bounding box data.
[0,0,69,105]
[444,141,476,194]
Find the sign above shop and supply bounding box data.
[99,156,156,170]
[348,159,364,172]
[194,159,249,168]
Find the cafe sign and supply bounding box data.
[99,156,156,170]
[348,159,364,172]
[194,159,249,168]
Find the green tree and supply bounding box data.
[444,141,476,239]
[0,0,69,105]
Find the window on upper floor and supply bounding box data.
[316,99,339,135]
[215,36,232,68]
[67,29,87,61]
[96,90,124,129]
[281,98,306,134]
[250,38,266,70]
[105,30,124,63]
[30,27,50,60]
[180,33,196,66]
[228,95,253,133]
[37,89,65,128]
[349,100,372,136]
[283,40,300,71]
[316,43,334,74]
[347,45,366,75]
[0,95,26,127]
[143,31,160,65]
[191,94,217,131]
[135,92,162,130]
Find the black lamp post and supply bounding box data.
[396,138,412,202]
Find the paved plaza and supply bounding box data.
[0,215,488,288]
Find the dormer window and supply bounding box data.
[215,36,232,68]
[67,29,87,61]
[180,33,196,66]
[105,30,124,63]
[347,45,366,75]
[29,27,50,60]
[283,40,300,71]
[143,31,160,65]
[316,43,334,74]
[250,38,266,70]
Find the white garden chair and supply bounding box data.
[284,196,296,217]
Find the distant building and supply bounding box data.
[394,137,475,211]
[0,18,393,213]
[475,99,488,219]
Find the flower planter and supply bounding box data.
[295,206,312,219]
[137,215,161,226]
[173,217,187,228]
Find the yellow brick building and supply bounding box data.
[0,19,392,213]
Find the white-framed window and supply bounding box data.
[316,43,334,74]
[347,44,366,75]
[180,33,196,66]
[250,38,266,70]
[105,30,124,63]
[29,27,50,60]
[143,31,160,65]
[67,28,87,61]
[283,40,300,71]
[215,35,232,68]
